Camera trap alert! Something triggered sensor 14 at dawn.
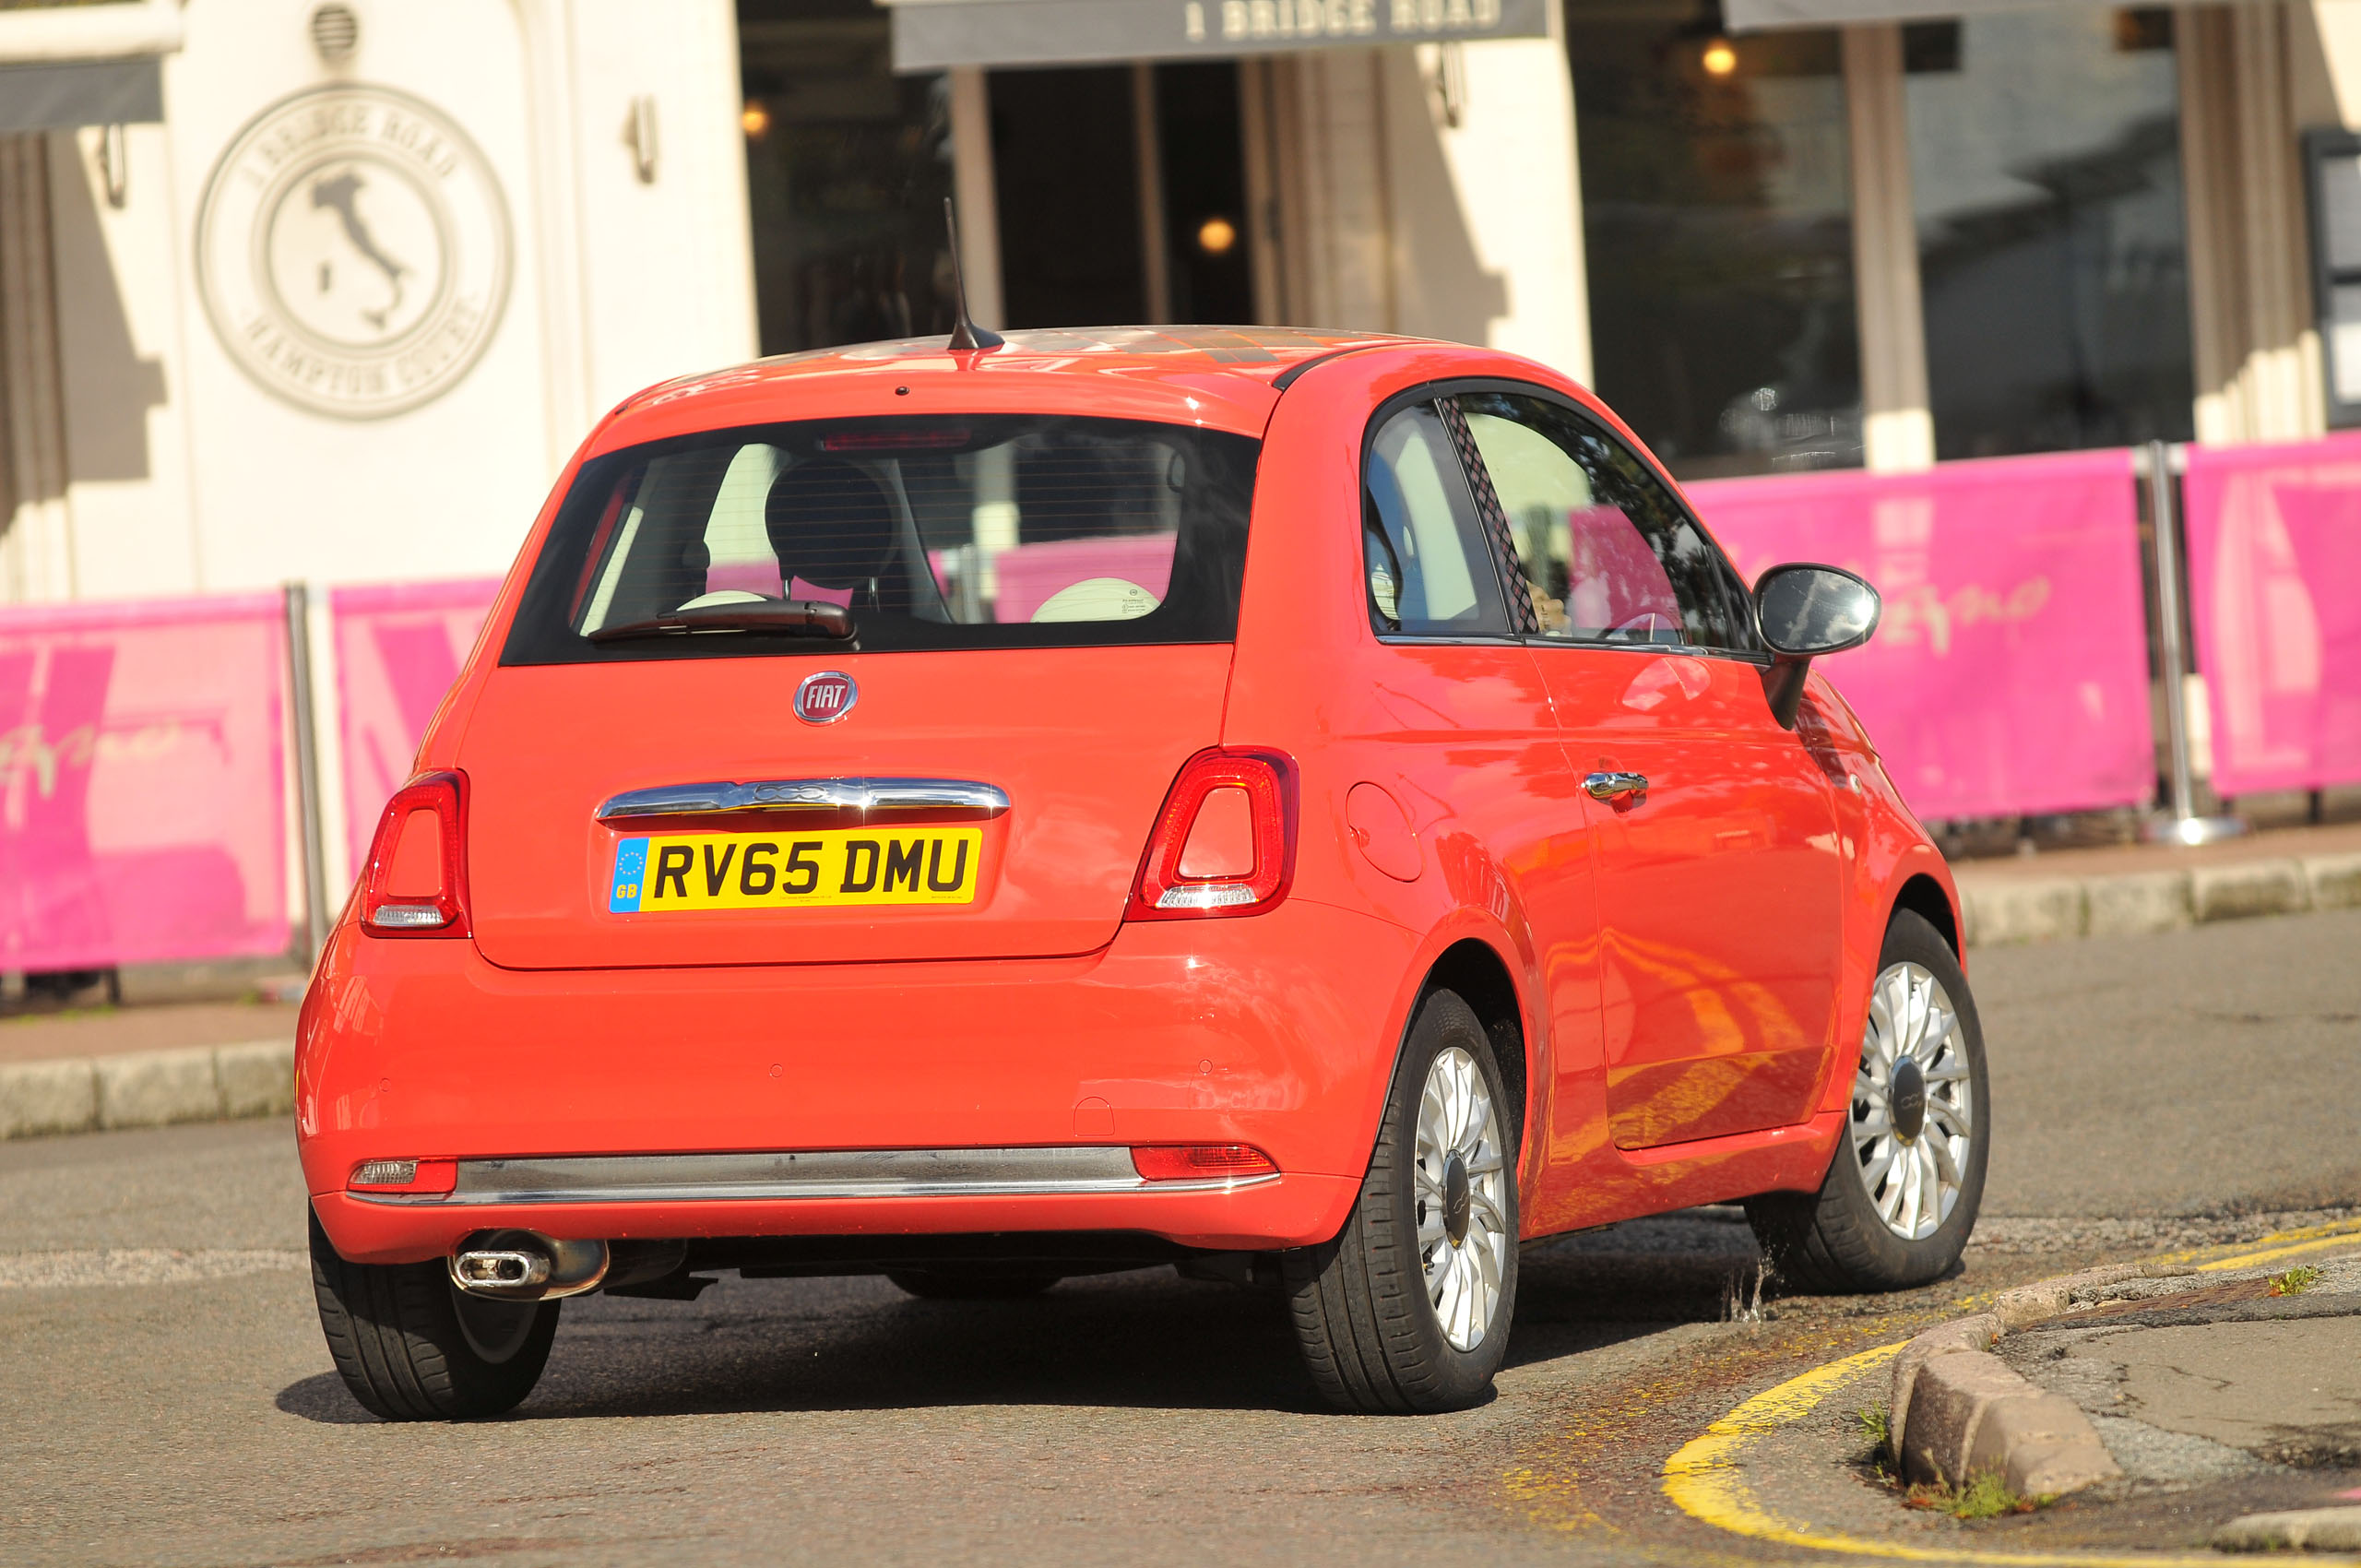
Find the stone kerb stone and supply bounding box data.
[1961,880,2085,945]
[2303,851,2361,910]
[217,1039,297,1118]
[2,1039,294,1140]
[0,1057,101,1140]
[2191,860,2311,922]
[96,1049,224,1129]
[2082,872,2193,937]
[1888,1303,2122,1500]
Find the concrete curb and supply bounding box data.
[1957,849,2361,948]
[2213,1506,2361,1552]
[1887,1263,2158,1498]
[0,1039,292,1140]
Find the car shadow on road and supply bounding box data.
[276,1211,1768,1425]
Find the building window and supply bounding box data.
[1566,0,1862,480]
[1904,9,2194,458]
[739,0,955,356]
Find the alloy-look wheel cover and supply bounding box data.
[1414,1046,1511,1351]
[1852,961,1975,1241]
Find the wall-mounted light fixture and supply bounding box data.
[627,95,658,184]
[98,124,128,208]
[1702,37,1738,76]
[1430,41,1466,127]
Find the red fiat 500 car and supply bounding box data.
[299,327,1987,1420]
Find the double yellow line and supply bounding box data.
[1655,1218,2361,1565]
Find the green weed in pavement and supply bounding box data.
[2270,1265,2322,1296]
[1903,1472,2048,1520]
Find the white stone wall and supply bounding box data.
[6,0,756,604]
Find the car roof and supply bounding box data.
[593,327,1422,454]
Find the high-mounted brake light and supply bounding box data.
[360,771,470,937]
[1126,749,1296,921]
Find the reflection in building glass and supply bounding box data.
[1567,0,1863,481]
[1904,9,2194,458]
[739,0,955,356]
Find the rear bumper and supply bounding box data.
[298,899,1416,1264]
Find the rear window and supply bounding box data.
[501,414,1259,663]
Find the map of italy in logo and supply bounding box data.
[196,85,513,419]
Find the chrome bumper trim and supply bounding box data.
[596,778,1010,823]
[350,1146,1277,1206]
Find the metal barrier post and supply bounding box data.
[284,581,331,957]
[2141,440,2245,846]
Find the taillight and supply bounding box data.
[359,771,470,937]
[1126,748,1296,921]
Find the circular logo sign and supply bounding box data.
[196,85,512,420]
[794,672,858,725]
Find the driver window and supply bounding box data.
[1362,402,1512,637]
[1458,390,1758,651]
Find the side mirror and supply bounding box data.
[1753,563,1880,729]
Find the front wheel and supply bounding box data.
[1747,909,1989,1293]
[1285,988,1519,1413]
[308,1209,559,1420]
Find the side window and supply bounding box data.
[1362,403,1513,637]
[1458,390,1760,652]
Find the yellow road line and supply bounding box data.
[1652,1220,2361,1565]
[2149,1216,2361,1273]
[1659,1341,2229,1566]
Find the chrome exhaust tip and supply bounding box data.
[448,1230,608,1301]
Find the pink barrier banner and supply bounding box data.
[1687,449,2153,821]
[332,579,501,874]
[0,593,291,970]
[2183,434,2361,797]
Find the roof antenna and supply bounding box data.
[943,196,1004,352]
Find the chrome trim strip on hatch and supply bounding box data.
[596,777,1011,822]
[350,1146,1279,1206]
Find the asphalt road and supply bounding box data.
[5,909,2357,1566]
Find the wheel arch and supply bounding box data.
[1418,936,1529,1160]
[1891,871,1960,956]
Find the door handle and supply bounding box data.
[1584,770,1649,801]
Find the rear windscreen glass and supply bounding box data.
[500,415,1259,663]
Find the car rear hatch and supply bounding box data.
[459,410,1259,970]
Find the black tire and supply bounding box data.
[1284,988,1519,1413]
[1746,909,1989,1294]
[308,1208,559,1420]
[885,1270,1060,1300]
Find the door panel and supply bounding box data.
[1454,384,1844,1149]
[1542,649,1843,1146]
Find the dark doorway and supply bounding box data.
[989,63,1254,329]
[1155,64,1255,325]
[989,67,1146,328]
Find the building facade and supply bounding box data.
[5,0,2361,603]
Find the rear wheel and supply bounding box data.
[1746,909,1988,1293]
[886,1270,1060,1300]
[308,1209,559,1420]
[1285,988,1518,1413]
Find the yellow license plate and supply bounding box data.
[607,828,983,912]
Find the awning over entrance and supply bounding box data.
[884,0,1551,72]
[1726,0,2238,30]
[0,0,181,133]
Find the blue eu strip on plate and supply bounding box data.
[609,837,647,913]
